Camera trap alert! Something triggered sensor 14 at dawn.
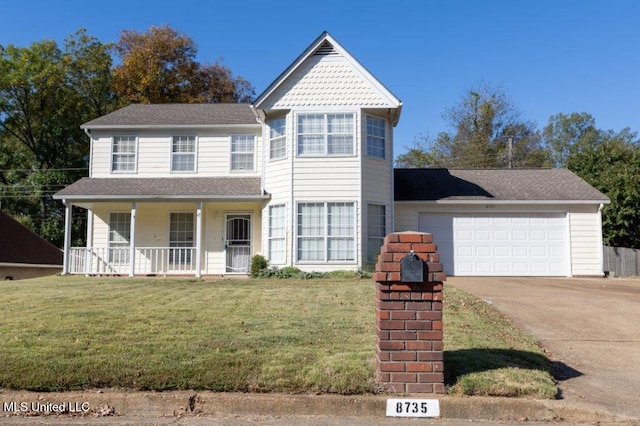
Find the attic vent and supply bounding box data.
[314,41,339,56]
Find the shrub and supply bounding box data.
[250,254,268,277]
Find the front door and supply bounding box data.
[225,214,251,273]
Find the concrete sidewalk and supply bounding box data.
[0,389,633,424]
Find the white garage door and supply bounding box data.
[418,213,567,276]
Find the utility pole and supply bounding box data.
[507,137,513,169]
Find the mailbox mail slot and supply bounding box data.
[400,252,424,282]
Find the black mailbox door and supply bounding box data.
[401,253,424,282]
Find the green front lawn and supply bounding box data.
[0,276,556,397]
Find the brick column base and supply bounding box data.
[374,232,446,394]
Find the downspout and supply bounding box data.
[84,128,93,177]
[290,112,295,268]
[62,200,72,275]
[598,203,605,276]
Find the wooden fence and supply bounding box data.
[603,246,640,277]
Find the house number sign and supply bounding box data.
[385,398,440,418]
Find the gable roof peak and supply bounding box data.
[252,32,402,124]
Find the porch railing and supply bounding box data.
[67,247,196,275]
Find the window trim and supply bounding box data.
[366,115,386,159]
[229,133,256,172]
[170,135,198,173]
[295,201,357,264]
[268,117,287,161]
[296,112,356,157]
[110,136,138,174]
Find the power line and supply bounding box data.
[0,167,88,172]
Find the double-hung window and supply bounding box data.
[171,136,196,172]
[268,117,287,160]
[297,202,355,262]
[108,212,130,263]
[297,113,354,156]
[169,212,194,264]
[268,204,286,264]
[111,136,136,172]
[367,204,386,262]
[366,116,386,159]
[230,134,255,171]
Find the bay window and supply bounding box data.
[268,204,286,264]
[366,116,386,158]
[269,117,287,160]
[297,113,354,156]
[297,202,355,262]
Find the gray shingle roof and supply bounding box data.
[54,177,267,201]
[394,168,610,202]
[0,212,63,265]
[81,104,258,128]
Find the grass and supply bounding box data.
[0,276,556,397]
[444,285,557,398]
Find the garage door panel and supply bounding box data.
[418,212,566,277]
[531,246,547,257]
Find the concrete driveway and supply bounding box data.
[448,276,640,420]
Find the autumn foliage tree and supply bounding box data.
[112,25,254,105]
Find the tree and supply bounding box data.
[0,29,114,246]
[565,128,640,248]
[112,25,254,105]
[543,112,599,167]
[397,82,551,168]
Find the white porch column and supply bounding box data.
[195,202,203,278]
[62,201,72,275]
[129,202,137,277]
[85,208,94,275]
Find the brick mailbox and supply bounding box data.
[374,231,446,394]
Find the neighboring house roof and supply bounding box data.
[0,212,63,266]
[81,104,259,129]
[53,177,268,201]
[252,31,402,125]
[394,168,610,203]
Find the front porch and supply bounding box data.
[66,245,252,276]
[60,200,263,277]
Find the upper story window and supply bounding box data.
[111,136,136,173]
[269,117,287,160]
[297,113,354,156]
[230,134,255,172]
[171,136,196,172]
[366,116,386,159]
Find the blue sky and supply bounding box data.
[2,0,639,158]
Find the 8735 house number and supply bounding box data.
[385,398,440,418]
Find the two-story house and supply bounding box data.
[55,32,610,278]
[54,32,401,276]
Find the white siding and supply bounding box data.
[569,206,604,276]
[293,157,360,197]
[90,129,262,178]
